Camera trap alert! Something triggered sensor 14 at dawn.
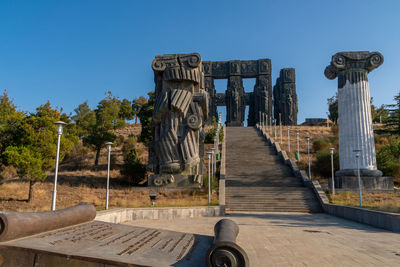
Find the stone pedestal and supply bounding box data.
[330,175,394,192]
[325,51,393,191]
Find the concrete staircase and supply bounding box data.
[225,127,321,212]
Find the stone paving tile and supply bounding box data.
[124,212,400,267]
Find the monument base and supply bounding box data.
[332,174,394,191]
[148,174,203,188]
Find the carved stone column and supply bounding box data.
[149,53,209,188]
[325,51,393,190]
[226,76,245,126]
[226,61,245,126]
[204,76,217,123]
[252,75,270,125]
[273,68,297,125]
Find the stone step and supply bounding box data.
[225,127,321,213]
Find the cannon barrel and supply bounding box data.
[0,202,96,242]
[206,219,249,267]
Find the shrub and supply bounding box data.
[204,117,223,144]
[313,150,339,177]
[120,147,146,185]
[376,138,400,185]
[115,135,125,146]
[122,136,137,157]
[0,164,17,181]
[313,138,332,152]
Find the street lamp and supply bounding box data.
[207,152,212,204]
[211,148,216,184]
[279,113,282,144]
[51,121,66,211]
[296,130,300,161]
[269,115,272,135]
[259,111,261,127]
[329,148,335,195]
[105,141,113,210]
[326,112,329,127]
[306,136,311,179]
[353,149,362,206]
[287,126,291,152]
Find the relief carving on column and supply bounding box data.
[273,68,298,125]
[226,76,245,126]
[149,53,208,188]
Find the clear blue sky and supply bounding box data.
[1,0,399,124]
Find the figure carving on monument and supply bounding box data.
[149,53,208,187]
[226,76,245,126]
[273,68,298,125]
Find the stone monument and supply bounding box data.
[325,51,393,190]
[273,68,298,125]
[148,53,208,188]
[203,59,272,126]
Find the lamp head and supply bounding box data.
[105,142,113,151]
[54,121,66,135]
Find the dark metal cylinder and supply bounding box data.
[206,219,249,267]
[0,202,96,242]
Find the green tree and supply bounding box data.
[82,92,133,166]
[376,138,400,185]
[327,94,338,124]
[72,101,96,138]
[132,96,148,124]
[0,90,26,158]
[385,92,400,133]
[0,97,77,201]
[4,146,46,200]
[120,98,134,121]
[137,92,155,145]
[373,104,389,123]
[120,146,146,185]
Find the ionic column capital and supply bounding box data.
[324,51,384,80]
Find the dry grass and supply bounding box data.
[0,123,221,212]
[263,125,334,174]
[0,180,218,212]
[329,191,400,213]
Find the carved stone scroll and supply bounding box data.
[149,53,209,188]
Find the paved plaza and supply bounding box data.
[125,212,400,266]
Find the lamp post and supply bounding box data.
[105,142,113,210]
[279,113,282,144]
[211,148,216,184]
[326,112,329,127]
[51,121,66,211]
[329,148,335,195]
[259,111,261,128]
[264,113,267,132]
[353,149,362,206]
[274,118,276,138]
[269,116,272,135]
[306,136,311,179]
[296,130,300,161]
[207,152,212,204]
[287,126,291,152]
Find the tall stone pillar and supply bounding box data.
[272,68,297,125]
[325,51,393,190]
[204,76,217,122]
[251,75,270,125]
[225,76,245,126]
